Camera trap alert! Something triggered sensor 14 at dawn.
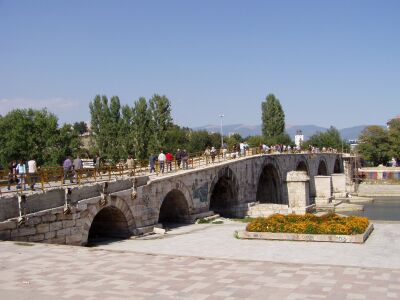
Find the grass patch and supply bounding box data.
[246,213,369,235]
[197,218,210,224]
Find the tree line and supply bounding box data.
[1,92,360,169]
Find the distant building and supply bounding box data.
[387,115,400,128]
[294,130,304,148]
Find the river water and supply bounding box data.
[341,197,400,221]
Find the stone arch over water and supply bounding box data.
[256,162,282,204]
[317,159,328,175]
[84,197,135,245]
[209,167,239,217]
[158,189,190,224]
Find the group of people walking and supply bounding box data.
[149,149,189,174]
[7,159,37,191]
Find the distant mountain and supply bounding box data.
[194,124,369,141]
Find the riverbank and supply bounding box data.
[357,182,400,197]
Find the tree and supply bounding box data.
[0,109,80,168]
[388,119,400,159]
[357,126,389,166]
[73,121,88,135]
[303,126,347,151]
[148,94,173,154]
[132,97,151,159]
[89,95,124,162]
[164,125,190,154]
[261,94,285,144]
[187,130,213,154]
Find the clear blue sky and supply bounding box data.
[1,0,399,128]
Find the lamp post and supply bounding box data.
[219,114,224,149]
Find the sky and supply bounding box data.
[0,0,399,129]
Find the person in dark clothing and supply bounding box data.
[7,160,17,190]
[175,149,182,169]
[149,154,157,173]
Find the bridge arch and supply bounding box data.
[158,189,190,224]
[256,159,283,204]
[295,159,309,175]
[83,197,135,245]
[333,157,343,173]
[317,159,328,175]
[208,167,239,217]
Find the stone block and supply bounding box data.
[314,176,332,199]
[28,234,45,242]
[56,228,71,237]
[26,216,42,226]
[48,236,66,244]
[70,227,82,235]
[11,227,36,237]
[0,220,17,231]
[62,220,75,228]
[13,236,29,242]
[153,227,166,234]
[45,231,56,240]
[72,213,81,220]
[0,230,11,240]
[331,173,346,194]
[49,221,62,232]
[66,234,82,245]
[41,214,57,223]
[75,218,86,227]
[36,224,50,234]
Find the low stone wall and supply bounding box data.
[357,183,400,196]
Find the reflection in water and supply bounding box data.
[341,197,400,221]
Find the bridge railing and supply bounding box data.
[0,148,339,196]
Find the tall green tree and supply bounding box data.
[388,119,400,159]
[132,97,151,159]
[357,126,389,166]
[148,94,173,154]
[73,121,88,135]
[261,94,286,144]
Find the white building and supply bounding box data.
[295,130,304,148]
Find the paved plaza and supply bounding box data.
[0,221,399,299]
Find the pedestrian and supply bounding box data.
[149,154,157,173]
[27,157,37,190]
[166,152,173,172]
[210,147,217,163]
[204,147,211,164]
[175,149,182,169]
[73,155,83,182]
[158,151,166,173]
[182,149,189,170]
[16,159,27,190]
[126,155,135,176]
[222,143,228,159]
[63,156,73,184]
[7,160,17,190]
[94,154,101,177]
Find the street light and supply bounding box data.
[219,114,224,149]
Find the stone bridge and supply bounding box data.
[0,153,351,245]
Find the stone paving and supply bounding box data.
[1,221,400,299]
[0,241,399,300]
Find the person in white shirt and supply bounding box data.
[27,158,37,190]
[158,151,166,173]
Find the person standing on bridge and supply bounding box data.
[27,157,37,191]
[7,160,17,190]
[158,151,166,174]
[182,150,189,169]
[63,156,73,184]
[175,149,182,169]
[165,152,173,172]
[211,147,217,163]
[73,155,83,182]
[16,159,27,190]
[204,147,211,164]
[149,154,157,173]
[126,155,135,176]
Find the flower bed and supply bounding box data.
[246,213,369,235]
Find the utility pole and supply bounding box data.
[219,114,224,149]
